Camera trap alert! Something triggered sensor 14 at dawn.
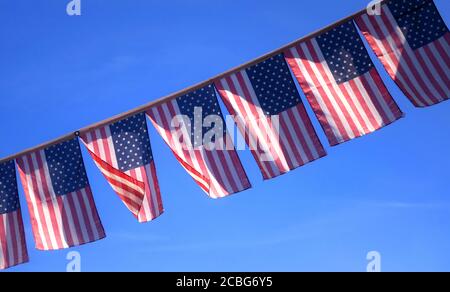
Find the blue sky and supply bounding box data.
[0,0,449,272]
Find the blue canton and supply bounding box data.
[246,54,302,115]
[387,0,448,50]
[45,138,89,196]
[0,160,20,215]
[176,84,226,147]
[316,21,374,84]
[110,112,153,172]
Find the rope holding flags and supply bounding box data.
[0,0,448,269]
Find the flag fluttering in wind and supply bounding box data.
[147,84,251,198]
[16,138,105,250]
[356,0,449,107]
[81,113,164,223]
[215,54,326,179]
[285,20,404,146]
[0,161,28,270]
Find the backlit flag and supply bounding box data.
[355,0,449,107]
[81,113,163,223]
[16,138,105,251]
[0,161,28,270]
[285,20,403,146]
[147,84,251,198]
[215,54,326,180]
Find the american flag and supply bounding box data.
[0,161,28,270]
[356,0,449,107]
[285,20,404,146]
[147,84,251,198]
[81,113,163,223]
[215,54,326,180]
[16,138,105,251]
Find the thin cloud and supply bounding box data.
[368,201,450,209]
[108,230,169,243]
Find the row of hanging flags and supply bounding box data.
[1,0,448,269]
